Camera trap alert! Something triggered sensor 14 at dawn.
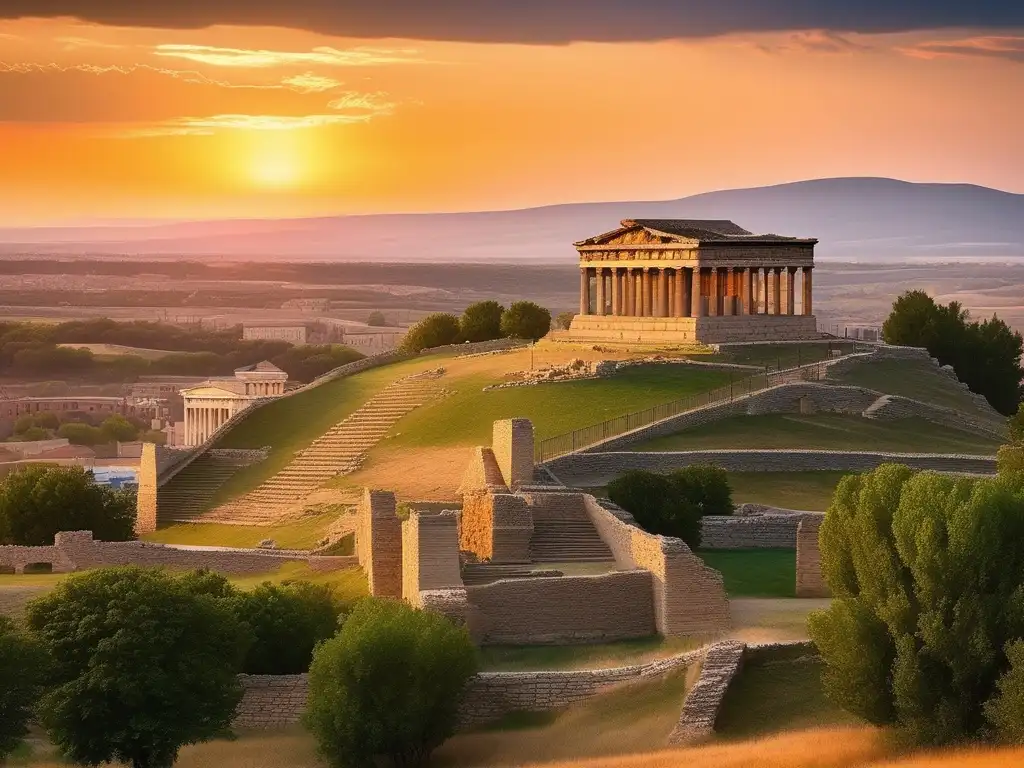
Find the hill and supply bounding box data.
[1,178,1022,262]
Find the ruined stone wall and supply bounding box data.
[492,418,535,490]
[668,640,746,745]
[457,447,508,495]
[796,515,829,597]
[465,570,656,645]
[401,511,463,607]
[867,394,1006,439]
[582,496,730,636]
[234,675,309,728]
[548,450,997,487]
[0,530,358,575]
[356,489,402,598]
[459,492,533,564]
[134,443,158,536]
[700,513,823,549]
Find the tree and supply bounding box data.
[669,464,733,517]
[401,313,461,353]
[607,470,702,549]
[13,414,36,435]
[57,421,103,446]
[459,301,504,343]
[0,616,43,762]
[808,464,1024,746]
[16,426,50,442]
[367,311,388,327]
[305,598,478,768]
[1010,403,1024,446]
[232,581,346,674]
[100,414,140,443]
[554,311,576,331]
[26,567,249,768]
[500,301,551,341]
[34,412,60,430]
[0,464,136,545]
[141,429,168,445]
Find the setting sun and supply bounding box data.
[251,152,302,187]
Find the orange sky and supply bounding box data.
[0,16,1022,224]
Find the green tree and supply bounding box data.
[607,470,702,549]
[57,421,103,446]
[34,412,60,430]
[459,301,505,343]
[100,414,140,443]
[141,429,168,445]
[0,616,43,762]
[367,311,388,327]
[232,581,346,674]
[0,464,136,545]
[986,640,1024,743]
[305,598,478,768]
[401,313,461,353]
[500,301,551,341]
[669,464,733,517]
[26,567,249,768]
[1010,403,1024,446]
[808,464,1024,746]
[12,414,36,435]
[554,311,576,331]
[16,426,50,442]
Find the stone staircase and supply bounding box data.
[198,371,444,525]
[527,493,615,563]
[156,449,266,524]
[461,564,564,586]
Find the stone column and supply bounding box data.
[579,268,589,315]
[724,268,735,316]
[785,267,796,315]
[657,268,669,318]
[682,267,692,317]
[803,266,813,315]
[674,268,685,317]
[708,268,720,316]
[741,267,753,315]
[691,268,703,317]
[771,268,782,316]
[595,268,606,316]
[641,268,652,317]
[611,267,621,316]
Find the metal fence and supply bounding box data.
[533,359,831,463]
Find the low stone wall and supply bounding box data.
[582,496,730,636]
[795,515,829,597]
[668,640,745,745]
[235,675,309,729]
[0,530,357,575]
[465,570,656,645]
[700,512,824,550]
[401,511,463,607]
[867,394,1006,439]
[548,450,997,486]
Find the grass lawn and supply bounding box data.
[634,413,1000,454]
[715,649,859,740]
[705,342,858,370]
[144,514,340,550]
[479,636,702,672]
[729,471,848,511]
[698,549,796,598]
[435,666,695,766]
[833,358,999,417]
[387,364,732,449]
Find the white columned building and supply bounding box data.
[180,361,288,447]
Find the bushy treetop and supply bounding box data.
[460,301,504,343]
[500,301,551,341]
[401,313,461,353]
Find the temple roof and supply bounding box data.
[233,361,284,374]
[575,219,817,246]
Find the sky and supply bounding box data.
[0,2,1023,224]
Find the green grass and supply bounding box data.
[698,549,796,598]
[634,413,1001,454]
[207,355,447,506]
[715,650,859,739]
[387,364,732,448]
[478,635,702,672]
[144,514,340,550]
[729,471,849,511]
[705,342,859,370]
[833,358,1000,417]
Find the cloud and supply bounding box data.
[280,72,344,93]
[152,44,424,68]
[326,90,395,115]
[55,36,125,50]
[901,35,1024,64]
[1,1,1022,42]
[121,112,385,136]
[758,29,871,54]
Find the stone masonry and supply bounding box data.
[459,491,533,564]
[135,442,158,535]
[401,511,463,606]
[492,418,535,490]
[795,514,829,597]
[355,488,402,598]
[667,640,745,745]
[700,512,823,549]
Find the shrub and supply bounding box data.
[16,426,50,441]
[0,616,43,761]
[305,598,478,768]
[554,311,576,331]
[669,464,733,516]
[26,566,249,768]
[0,464,136,545]
[57,421,104,445]
[808,464,1024,746]
[1010,403,1024,446]
[500,301,551,341]
[402,313,461,353]
[100,414,140,443]
[233,581,346,674]
[12,414,35,435]
[459,300,504,343]
[367,311,388,327]
[607,470,702,549]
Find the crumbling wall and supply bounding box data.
[582,496,730,635]
[668,640,746,745]
[458,447,508,495]
[135,443,158,535]
[355,488,402,598]
[796,514,829,597]
[459,492,532,564]
[466,570,655,645]
[401,511,463,606]
[700,513,823,549]
[492,419,535,489]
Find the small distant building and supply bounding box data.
[568,219,818,345]
[180,361,288,447]
[1,395,128,421]
[341,328,407,352]
[243,324,308,345]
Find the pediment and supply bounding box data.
[577,225,677,247]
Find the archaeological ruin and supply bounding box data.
[569,218,818,344]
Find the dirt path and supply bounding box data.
[726,598,830,644]
[338,444,474,501]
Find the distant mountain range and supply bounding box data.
[1,177,1022,263]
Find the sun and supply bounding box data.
[243,134,308,188]
[250,152,301,187]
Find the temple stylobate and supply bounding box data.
[567,219,820,344]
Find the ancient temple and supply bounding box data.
[567,219,819,344]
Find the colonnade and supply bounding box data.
[578,265,813,318]
[184,403,236,447]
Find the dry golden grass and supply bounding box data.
[869,746,1024,766]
